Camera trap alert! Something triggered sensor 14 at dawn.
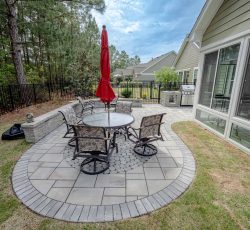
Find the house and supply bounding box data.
[135,51,177,81]
[113,51,177,82]
[192,0,250,154]
[173,34,200,84]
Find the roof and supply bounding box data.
[190,0,224,46]
[141,51,177,74]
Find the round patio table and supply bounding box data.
[82,112,134,129]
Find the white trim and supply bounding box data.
[176,69,191,83]
[192,67,199,83]
[196,104,229,121]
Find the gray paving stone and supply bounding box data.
[126,196,137,202]
[127,202,139,217]
[30,168,55,180]
[54,203,70,219]
[153,193,166,206]
[46,201,63,217]
[158,158,177,167]
[104,205,113,221]
[104,188,125,196]
[25,193,42,206]
[35,197,52,213]
[40,200,57,216]
[141,198,155,212]
[120,203,131,219]
[47,187,71,202]
[144,168,164,180]
[39,154,64,162]
[70,205,83,222]
[63,204,76,220]
[87,206,98,222]
[113,204,122,221]
[102,196,125,205]
[31,180,55,195]
[18,187,36,199]
[74,174,97,187]
[147,196,161,209]
[95,174,125,187]
[134,200,147,215]
[67,188,104,205]
[14,181,31,191]
[49,168,79,180]
[126,173,145,180]
[52,180,74,188]
[29,154,44,161]
[29,195,47,210]
[143,162,160,168]
[158,191,172,204]
[147,179,172,195]
[41,162,59,167]
[28,162,42,173]
[163,188,178,199]
[126,180,148,196]
[96,206,105,222]
[79,205,90,222]
[162,168,182,179]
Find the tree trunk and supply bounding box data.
[5,0,26,84]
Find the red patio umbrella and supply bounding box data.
[96,25,115,107]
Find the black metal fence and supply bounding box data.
[0,81,194,115]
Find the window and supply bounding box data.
[177,70,190,83]
[199,51,218,107]
[193,68,198,85]
[196,109,226,134]
[230,124,250,149]
[237,43,250,120]
[211,44,240,113]
[199,44,240,112]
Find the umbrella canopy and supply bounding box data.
[96,25,115,103]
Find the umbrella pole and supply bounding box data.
[107,102,110,125]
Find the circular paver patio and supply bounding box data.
[12,105,196,222]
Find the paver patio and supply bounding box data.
[12,104,196,222]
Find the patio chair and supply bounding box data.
[72,125,113,174]
[77,96,95,117]
[114,101,132,114]
[114,101,133,140]
[127,113,166,156]
[58,107,82,146]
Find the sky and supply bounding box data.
[91,0,205,63]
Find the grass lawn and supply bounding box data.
[0,106,249,229]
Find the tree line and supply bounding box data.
[0,0,140,87]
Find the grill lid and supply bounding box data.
[180,85,195,92]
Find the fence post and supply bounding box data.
[140,84,142,98]
[150,81,153,99]
[158,83,161,104]
[33,84,37,104]
[8,85,14,110]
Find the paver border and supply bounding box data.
[12,121,196,223]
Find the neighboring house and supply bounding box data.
[173,34,200,84]
[136,51,177,81]
[192,0,250,154]
[113,51,177,82]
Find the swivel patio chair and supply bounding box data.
[77,96,95,117]
[72,125,113,175]
[114,101,133,140]
[58,106,82,146]
[128,113,166,156]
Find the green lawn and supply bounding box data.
[0,119,249,229]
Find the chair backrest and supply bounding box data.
[139,113,165,139]
[77,96,94,109]
[115,101,132,114]
[72,125,107,152]
[59,107,78,125]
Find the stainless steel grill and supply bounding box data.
[180,85,195,106]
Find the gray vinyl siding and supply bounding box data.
[175,42,200,82]
[142,53,177,74]
[136,74,155,81]
[202,0,250,47]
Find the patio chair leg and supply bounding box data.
[134,143,158,156]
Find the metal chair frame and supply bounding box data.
[72,125,113,175]
[77,96,95,117]
[128,113,166,156]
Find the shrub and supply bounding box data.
[155,67,179,90]
[121,89,132,98]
